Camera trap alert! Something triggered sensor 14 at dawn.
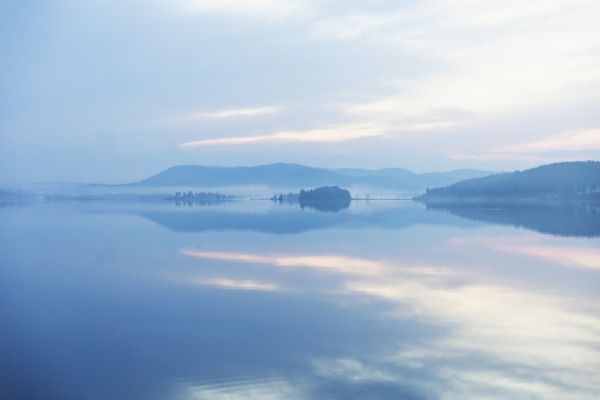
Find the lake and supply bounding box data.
[1,200,599,399]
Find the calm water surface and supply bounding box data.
[1,200,599,399]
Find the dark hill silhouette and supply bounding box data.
[416,161,600,202]
[128,163,492,190]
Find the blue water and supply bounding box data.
[1,200,599,399]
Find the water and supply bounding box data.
[1,200,599,399]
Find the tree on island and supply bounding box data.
[271,186,352,212]
[298,186,351,203]
[170,191,234,206]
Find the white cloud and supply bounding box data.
[179,121,454,148]
[494,128,600,154]
[191,106,283,119]
[449,153,550,162]
[167,106,283,124]
[167,0,600,125]
[164,0,600,161]
[312,358,394,383]
[168,377,305,400]
[169,0,308,19]
[135,106,284,130]
[338,0,600,135]
[450,128,600,162]
[190,277,279,291]
[179,123,389,148]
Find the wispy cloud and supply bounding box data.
[136,106,284,130]
[166,106,282,124]
[449,153,552,163]
[190,106,283,119]
[494,128,600,154]
[162,0,600,161]
[338,0,600,131]
[170,0,306,19]
[169,0,600,125]
[179,121,454,149]
[190,277,279,291]
[169,377,304,399]
[450,128,600,162]
[179,123,389,148]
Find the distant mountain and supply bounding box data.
[131,163,347,187]
[416,161,600,202]
[128,163,493,190]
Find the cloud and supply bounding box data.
[179,123,389,148]
[134,106,284,130]
[160,0,600,162]
[168,377,304,400]
[450,128,600,162]
[164,106,283,125]
[449,153,550,162]
[312,358,394,383]
[190,277,279,291]
[190,106,283,119]
[169,0,307,19]
[179,121,454,148]
[339,0,600,132]
[493,128,600,154]
[170,0,600,128]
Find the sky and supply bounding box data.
[1,0,600,183]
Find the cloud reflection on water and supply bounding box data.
[454,235,600,271]
[179,242,600,399]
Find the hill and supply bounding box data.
[416,161,600,202]
[128,163,492,190]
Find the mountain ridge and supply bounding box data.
[128,163,494,190]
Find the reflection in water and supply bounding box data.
[180,249,386,276]
[1,202,599,399]
[136,200,476,234]
[299,200,351,212]
[133,200,600,237]
[454,236,600,271]
[425,202,600,237]
[180,244,600,399]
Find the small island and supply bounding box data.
[168,191,235,206]
[272,186,352,211]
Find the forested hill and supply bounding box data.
[416,161,600,202]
